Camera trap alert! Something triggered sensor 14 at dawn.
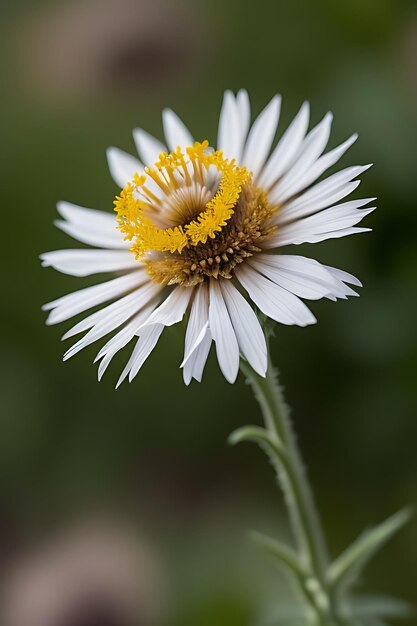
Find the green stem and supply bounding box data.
[240,357,338,624]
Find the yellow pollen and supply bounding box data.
[114,141,251,258]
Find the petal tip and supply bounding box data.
[115,375,125,389]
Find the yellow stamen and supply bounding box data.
[114,141,251,258]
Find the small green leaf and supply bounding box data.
[329,509,412,594]
[351,593,414,619]
[251,530,305,578]
[228,425,282,454]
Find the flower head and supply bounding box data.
[41,90,375,385]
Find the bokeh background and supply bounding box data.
[1,0,417,624]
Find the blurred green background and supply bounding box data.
[1,0,416,624]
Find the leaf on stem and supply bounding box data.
[251,530,305,578]
[228,425,282,454]
[350,593,414,619]
[329,509,412,594]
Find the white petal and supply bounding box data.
[217,89,251,163]
[139,286,193,329]
[57,201,117,229]
[162,108,194,151]
[42,271,146,324]
[217,90,240,160]
[270,163,372,208]
[281,133,358,200]
[62,282,160,359]
[300,201,375,229]
[323,265,362,287]
[40,250,138,277]
[289,226,371,244]
[235,89,251,160]
[271,112,333,203]
[248,254,352,301]
[269,201,375,247]
[183,328,212,385]
[62,280,159,339]
[275,186,372,226]
[208,281,239,383]
[54,220,128,250]
[280,197,375,230]
[182,322,209,368]
[236,265,316,327]
[95,303,155,362]
[55,202,128,249]
[116,324,164,387]
[182,284,209,364]
[267,226,370,248]
[106,147,143,188]
[133,128,167,166]
[219,280,267,376]
[95,304,156,381]
[258,101,310,190]
[242,95,281,181]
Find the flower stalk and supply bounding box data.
[231,356,411,625]
[235,358,338,624]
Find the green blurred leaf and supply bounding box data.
[228,425,283,455]
[329,509,412,594]
[351,593,414,619]
[251,531,304,578]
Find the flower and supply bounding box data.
[41,90,375,386]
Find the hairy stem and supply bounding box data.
[240,358,339,624]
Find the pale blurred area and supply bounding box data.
[1,0,417,624]
[0,520,163,626]
[14,0,205,106]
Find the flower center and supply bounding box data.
[114,141,277,286]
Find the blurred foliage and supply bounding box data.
[0,0,416,624]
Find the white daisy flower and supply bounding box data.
[41,90,375,386]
